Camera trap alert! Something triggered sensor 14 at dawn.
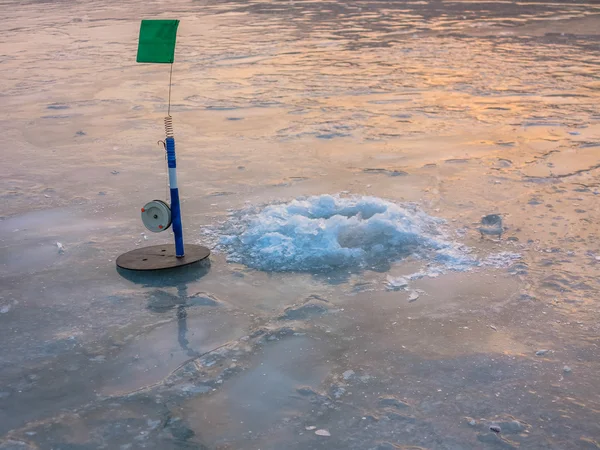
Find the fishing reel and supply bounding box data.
[141,200,172,232]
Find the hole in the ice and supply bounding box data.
[212,194,477,273]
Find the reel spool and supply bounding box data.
[141,200,172,232]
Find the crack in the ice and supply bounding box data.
[524,163,600,180]
[524,148,560,165]
[122,340,236,397]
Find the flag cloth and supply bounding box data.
[136,19,180,64]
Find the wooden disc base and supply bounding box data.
[116,244,210,271]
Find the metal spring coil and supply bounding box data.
[164,115,174,139]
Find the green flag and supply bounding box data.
[136,19,180,64]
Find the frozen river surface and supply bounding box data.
[1,0,600,448]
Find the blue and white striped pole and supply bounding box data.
[165,136,184,257]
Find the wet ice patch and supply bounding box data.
[211,195,476,272]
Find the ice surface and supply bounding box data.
[212,195,479,272]
[481,252,522,268]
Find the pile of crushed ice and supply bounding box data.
[207,194,516,273]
